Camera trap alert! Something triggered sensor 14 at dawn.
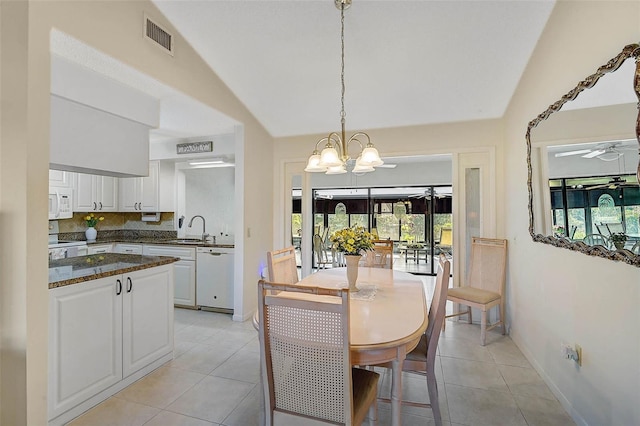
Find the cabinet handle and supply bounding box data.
[126,277,132,293]
[134,202,139,210]
[99,202,103,210]
[93,202,97,210]
[116,279,122,295]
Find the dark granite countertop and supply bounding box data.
[103,239,235,249]
[49,253,179,289]
[57,230,234,249]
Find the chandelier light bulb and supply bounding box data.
[319,145,342,167]
[304,152,327,172]
[352,156,375,173]
[360,145,383,166]
[326,164,347,175]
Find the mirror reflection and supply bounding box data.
[527,43,640,266]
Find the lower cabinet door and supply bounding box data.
[48,276,123,420]
[173,260,196,307]
[122,265,174,377]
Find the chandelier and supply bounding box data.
[304,0,383,175]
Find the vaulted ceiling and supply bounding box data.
[151,0,556,138]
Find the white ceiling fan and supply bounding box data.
[408,188,452,200]
[586,176,637,190]
[554,142,636,161]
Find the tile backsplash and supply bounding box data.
[57,212,175,233]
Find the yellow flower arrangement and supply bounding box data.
[330,226,375,256]
[84,213,104,228]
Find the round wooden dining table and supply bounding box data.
[260,267,428,426]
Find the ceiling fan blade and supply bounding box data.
[376,164,397,168]
[554,149,592,158]
[587,184,610,190]
[582,149,606,159]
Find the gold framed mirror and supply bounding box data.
[526,43,640,267]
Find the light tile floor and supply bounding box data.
[69,278,574,426]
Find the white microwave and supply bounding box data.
[48,187,73,220]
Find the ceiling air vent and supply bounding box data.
[144,14,174,56]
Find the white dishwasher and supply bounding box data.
[196,247,234,313]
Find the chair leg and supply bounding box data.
[426,369,442,426]
[480,309,487,346]
[467,306,472,324]
[368,393,378,426]
[500,301,506,335]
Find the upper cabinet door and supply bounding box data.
[119,161,159,212]
[119,178,140,212]
[49,170,72,189]
[97,176,118,212]
[74,173,96,211]
[73,174,119,212]
[140,160,159,212]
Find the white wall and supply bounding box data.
[183,167,235,243]
[0,1,274,423]
[504,1,640,425]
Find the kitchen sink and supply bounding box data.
[166,239,204,244]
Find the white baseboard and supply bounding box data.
[509,327,587,426]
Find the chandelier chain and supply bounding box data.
[304,0,383,174]
[340,2,346,120]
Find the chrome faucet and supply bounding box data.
[188,215,209,242]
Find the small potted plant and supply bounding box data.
[84,213,104,242]
[609,232,627,250]
[552,224,565,238]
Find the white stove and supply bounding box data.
[48,221,88,259]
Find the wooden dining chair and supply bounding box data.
[313,234,333,269]
[257,280,380,425]
[374,254,450,426]
[443,237,507,346]
[435,227,452,256]
[363,239,393,269]
[266,246,298,284]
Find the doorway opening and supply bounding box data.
[292,185,453,275]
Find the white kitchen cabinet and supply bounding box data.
[48,275,123,420]
[122,266,174,377]
[48,264,174,424]
[143,244,196,307]
[114,243,143,255]
[172,260,197,307]
[119,160,159,212]
[49,169,72,189]
[87,243,114,254]
[73,173,118,212]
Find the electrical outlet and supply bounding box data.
[574,344,582,366]
[561,342,582,366]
